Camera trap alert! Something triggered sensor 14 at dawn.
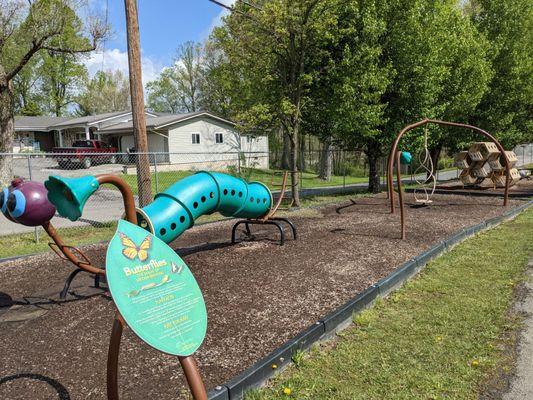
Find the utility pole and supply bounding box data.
[124,0,152,206]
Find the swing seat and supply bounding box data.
[415,199,433,204]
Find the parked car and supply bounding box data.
[53,140,118,169]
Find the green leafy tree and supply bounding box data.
[0,0,106,185]
[12,57,43,116]
[147,41,203,114]
[212,0,338,206]
[76,70,130,116]
[471,0,533,147]
[40,50,88,116]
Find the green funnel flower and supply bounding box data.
[44,175,99,221]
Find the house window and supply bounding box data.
[192,133,200,144]
[215,133,223,144]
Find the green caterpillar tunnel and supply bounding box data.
[136,171,273,244]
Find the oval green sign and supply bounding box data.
[106,220,207,356]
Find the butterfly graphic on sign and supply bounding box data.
[171,262,183,274]
[119,232,152,262]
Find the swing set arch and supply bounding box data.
[386,118,511,239]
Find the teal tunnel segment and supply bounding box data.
[136,171,273,244]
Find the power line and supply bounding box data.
[207,0,279,39]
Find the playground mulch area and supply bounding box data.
[436,177,533,198]
[0,192,530,399]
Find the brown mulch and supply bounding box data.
[0,192,529,399]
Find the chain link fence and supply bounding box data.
[0,149,379,236]
[1,144,530,248]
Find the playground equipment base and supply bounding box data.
[231,218,297,246]
[59,269,106,300]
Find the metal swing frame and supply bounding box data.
[387,119,511,240]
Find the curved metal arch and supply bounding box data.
[386,119,511,239]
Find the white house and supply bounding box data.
[14,111,269,170]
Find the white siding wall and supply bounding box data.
[167,117,241,155]
[117,116,270,170]
[240,135,269,169]
[167,117,240,170]
[120,133,168,153]
[120,133,169,162]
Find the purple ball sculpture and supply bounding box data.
[1,178,56,226]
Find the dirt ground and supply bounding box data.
[0,191,530,399]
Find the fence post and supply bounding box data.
[153,154,159,194]
[27,154,39,243]
[343,150,346,189]
[237,151,241,175]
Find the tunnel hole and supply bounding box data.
[250,197,254,202]
[180,216,185,223]
[201,196,206,203]
[256,198,260,204]
[210,192,214,198]
[238,191,243,197]
[193,202,198,209]
[231,190,235,196]
[160,228,167,236]
[263,198,267,203]
[223,189,228,195]
[170,223,177,230]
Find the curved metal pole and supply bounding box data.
[43,221,104,276]
[387,119,511,215]
[96,174,138,223]
[179,356,208,400]
[396,151,406,240]
[43,174,138,277]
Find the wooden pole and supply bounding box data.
[124,0,152,206]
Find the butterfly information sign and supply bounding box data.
[106,220,207,356]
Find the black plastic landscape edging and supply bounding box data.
[405,187,532,200]
[210,199,533,400]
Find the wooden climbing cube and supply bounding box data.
[492,168,521,188]
[490,150,518,171]
[460,169,478,186]
[470,160,492,178]
[454,151,471,169]
[468,142,500,162]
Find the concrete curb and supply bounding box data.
[208,199,533,400]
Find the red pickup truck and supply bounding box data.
[53,140,118,169]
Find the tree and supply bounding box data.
[312,0,391,190]
[212,0,338,206]
[147,41,203,114]
[12,57,43,116]
[471,0,533,148]
[76,70,130,116]
[40,49,88,116]
[0,0,106,185]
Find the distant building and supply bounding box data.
[14,111,269,169]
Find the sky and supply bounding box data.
[84,0,235,86]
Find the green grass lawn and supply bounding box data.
[0,192,367,259]
[248,208,533,400]
[120,168,369,195]
[0,222,118,259]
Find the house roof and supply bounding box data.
[15,116,71,131]
[49,111,133,129]
[14,110,235,133]
[98,111,236,133]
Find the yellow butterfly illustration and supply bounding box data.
[119,232,152,262]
